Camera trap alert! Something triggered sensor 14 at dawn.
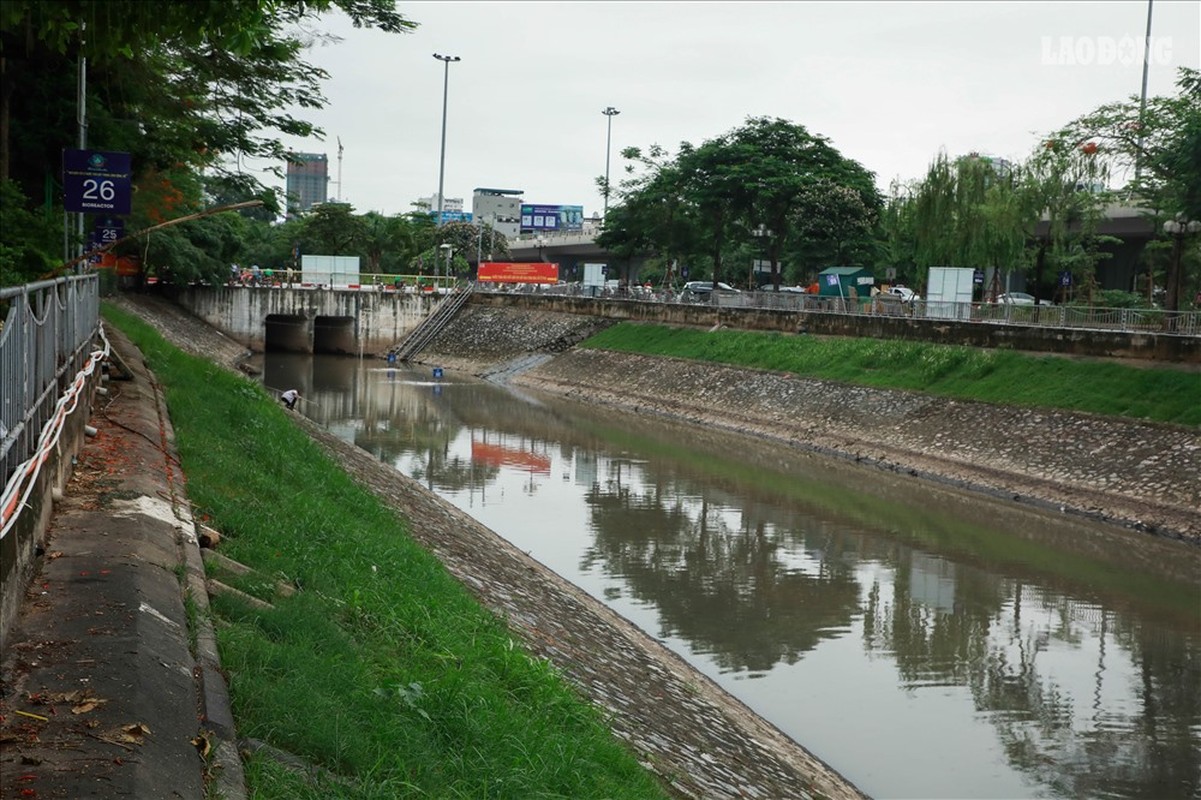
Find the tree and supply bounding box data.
[0,179,60,284]
[300,202,367,255]
[1019,139,1112,305]
[721,117,880,289]
[602,119,880,290]
[597,144,701,286]
[0,1,415,284]
[1054,67,1201,310]
[900,149,1107,304]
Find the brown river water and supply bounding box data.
[265,352,1201,800]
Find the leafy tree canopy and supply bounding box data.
[0,0,415,284]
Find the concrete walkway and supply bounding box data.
[0,326,244,800]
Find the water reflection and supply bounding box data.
[265,353,1201,800]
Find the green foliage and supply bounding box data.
[299,202,368,255]
[0,1,416,279]
[582,323,1200,426]
[1045,68,1201,309]
[102,304,667,800]
[1080,289,1159,310]
[603,117,880,288]
[145,212,250,284]
[0,179,61,285]
[1059,67,1201,221]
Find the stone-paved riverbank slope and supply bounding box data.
[420,305,1201,544]
[110,295,865,800]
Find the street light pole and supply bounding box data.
[752,223,772,291]
[1163,218,1200,313]
[1135,0,1153,183]
[602,106,620,219]
[433,53,461,229]
[439,243,453,290]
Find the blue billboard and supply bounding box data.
[520,204,584,233]
[429,210,473,224]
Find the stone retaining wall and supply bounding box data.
[423,305,1201,543]
[467,293,1201,363]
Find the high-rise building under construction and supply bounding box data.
[285,153,329,213]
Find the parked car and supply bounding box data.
[997,292,1054,306]
[682,280,740,295]
[886,286,920,302]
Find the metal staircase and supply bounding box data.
[388,283,475,362]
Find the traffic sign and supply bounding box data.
[1059,270,1073,287]
[63,149,132,214]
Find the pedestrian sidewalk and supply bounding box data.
[0,326,245,800]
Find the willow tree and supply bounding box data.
[1018,137,1112,305]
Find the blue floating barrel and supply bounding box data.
[433,367,444,380]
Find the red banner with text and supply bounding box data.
[477,262,559,283]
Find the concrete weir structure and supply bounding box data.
[174,285,440,354]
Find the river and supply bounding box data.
[264,353,1201,800]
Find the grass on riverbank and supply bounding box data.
[103,305,667,800]
[582,323,1200,426]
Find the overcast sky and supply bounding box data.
[267,1,1199,218]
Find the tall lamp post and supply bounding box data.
[439,243,453,289]
[433,53,461,229]
[1163,217,1200,313]
[751,223,772,291]
[602,106,620,219]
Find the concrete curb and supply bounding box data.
[143,343,248,800]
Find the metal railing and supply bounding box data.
[389,282,476,362]
[220,271,459,293]
[478,283,1200,338]
[1,274,101,490]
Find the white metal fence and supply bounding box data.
[0,275,101,492]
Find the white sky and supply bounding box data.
[267,1,1199,218]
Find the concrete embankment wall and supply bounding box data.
[467,293,1201,364]
[172,286,440,353]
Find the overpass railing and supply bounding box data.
[477,282,1200,337]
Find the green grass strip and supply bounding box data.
[582,323,1201,426]
[103,304,666,800]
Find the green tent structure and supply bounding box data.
[817,267,875,299]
